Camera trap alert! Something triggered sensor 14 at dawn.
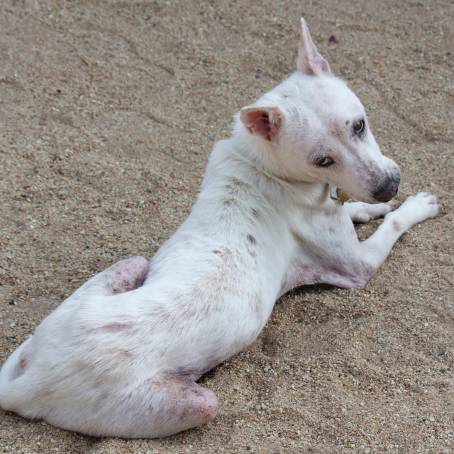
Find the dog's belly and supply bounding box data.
[163,292,274,375]
[280,259,323,294]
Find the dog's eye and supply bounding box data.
[352,119,366,137]
[315,156,335,167]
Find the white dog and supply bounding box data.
[0,18,438,438]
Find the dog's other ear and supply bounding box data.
[297,17,331,76]
[240,106,283,142]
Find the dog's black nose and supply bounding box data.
[372,172,400,203]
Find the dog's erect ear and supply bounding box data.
[297,17,331,76]
[240,106,283,142]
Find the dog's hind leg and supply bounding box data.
[344,201,393,223]
[129,376,219,438]
[69,256,149,302]
[46,376,219,438]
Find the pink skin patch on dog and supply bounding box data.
[100,323,132,333]
[9,354,29,380]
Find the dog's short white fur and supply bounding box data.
[0,18,438,438]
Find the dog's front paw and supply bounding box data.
[402,192,439,220]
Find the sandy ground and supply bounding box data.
[0,0,453,452]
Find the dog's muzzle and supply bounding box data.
[372,169,401,203]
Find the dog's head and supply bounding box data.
[239,18,400,203]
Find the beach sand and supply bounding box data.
[0,0,452,452]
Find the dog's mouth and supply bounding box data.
[330,166,401,205]
[331,184,398,204]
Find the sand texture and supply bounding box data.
[0,0,453,452]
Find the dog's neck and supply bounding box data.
[203,133,332,211]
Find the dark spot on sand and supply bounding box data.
[247,234,256,244]
[213,249,221,255]
[261,330,280,356]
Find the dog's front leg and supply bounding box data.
[344,201,394,223]
[348,192,438,285]
[285,192,439,292]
